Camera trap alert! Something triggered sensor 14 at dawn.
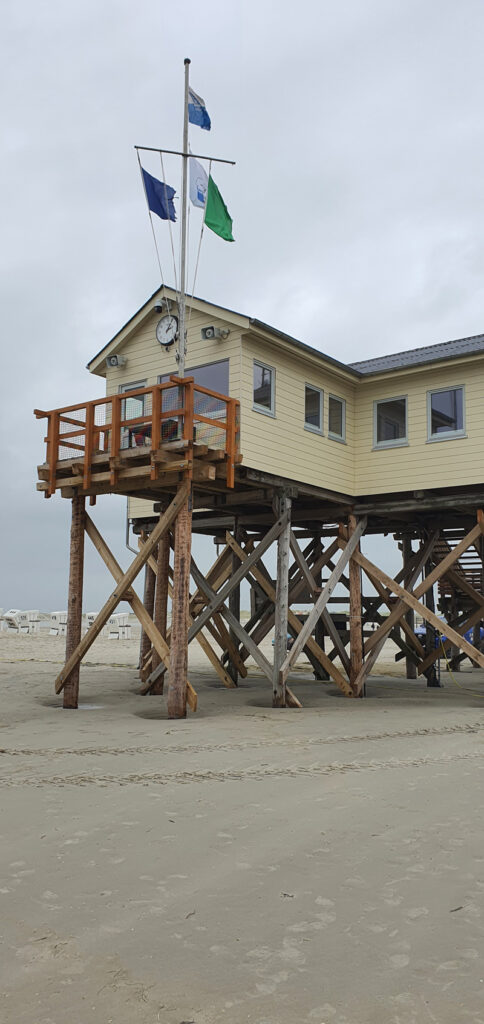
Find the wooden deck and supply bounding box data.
[35,376,240,499]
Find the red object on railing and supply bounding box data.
[34,378,240,496]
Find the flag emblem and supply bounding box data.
[188,87,211,131]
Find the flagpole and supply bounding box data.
[178,57,191,379]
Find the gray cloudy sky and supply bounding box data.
[2,0,484,610]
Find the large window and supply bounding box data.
[328,394,346,442]
[374,396,407,448]
[159,358,229,394]
[304,385,323,433]
[427,386,465,441]
[253,360,275,416]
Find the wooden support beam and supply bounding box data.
[54,481,189,694]
[188,513,289,643]
[402,535,417,679]
[139,545,156,681]
[63,495,85,709]
[279,518,367,685]
[348,545,484,673]
[227,523,242,684]
[348,514,363,692]
[167,489,193,719]
[273,494,292,707]
[151,528,170,691]
[225,532,353,696]
[423,558,440,687]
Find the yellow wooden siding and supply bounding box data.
[107,310,242,521]
[240,336,356,495]
[354,361,484,494]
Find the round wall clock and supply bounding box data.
[156,314,178,347]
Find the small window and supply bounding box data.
[304,385,323,433]
[328,394,346,441]
[427,386,465,441]
[120,380,147,419]
[253,360,275,416]
[374,396,407,448]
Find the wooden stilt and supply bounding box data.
[139,555,156,681]
[313,536,329,681]
[167,487,192,718]
[273,493,292,707]
[348,514,363,692]
[63,495,85,709]
[424,557,440,687]
[227,521,242,684]
[151,529,170,692]
[402,535,417,679]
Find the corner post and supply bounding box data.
[349,513,363,692]
[167,484,193,718]
[63,495,86,709]
[402,534,417,679]
[273,491,292,707]
[151,527,171,693]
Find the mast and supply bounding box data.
[177,57,190,379]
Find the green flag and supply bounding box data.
[204,175,234,241]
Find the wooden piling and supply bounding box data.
[167,486,193,718]
[63,495,85,709]
[348,514,363,691]
[139,549,156,679]
[273,493,292,707]
[151,528,170,692]
[227,522,242,684]
[313,535,329,680]
[402,535,417,679]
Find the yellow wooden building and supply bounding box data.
[87,284,484,515]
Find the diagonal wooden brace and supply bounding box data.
[54,481,189,694]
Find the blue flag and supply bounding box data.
[141,167,176,222]
[188,87,211,131]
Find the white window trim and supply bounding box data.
[253,359,275,417]
[328,394,346,443]
[426,384,466,442]
[304,383,323,435]
[119,380,147,393]
[373,395,408,449]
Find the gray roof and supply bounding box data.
[350,333,484,375]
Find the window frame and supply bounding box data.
[253,359,275,417]
[304,383,323,435]
[119,380,148,418]
[373,395,408,450]
[328,394,346,443]
[426,384,466,442]
[158,357,230,396]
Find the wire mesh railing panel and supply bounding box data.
[58,408,86,461]
[93,401,111,455]
[193,388,227,449]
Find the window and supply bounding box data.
[374,396,407,448]
[427,386,465,441]
[119,380,147,419]
[253,360,275,415]
[159,358,229,395]
[304,385,323,433]
[328,394,346,441]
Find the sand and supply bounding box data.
[1,631,484,1024]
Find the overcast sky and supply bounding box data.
[2,0,484,611]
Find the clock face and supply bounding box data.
[156,314,178,346]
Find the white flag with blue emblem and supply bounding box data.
[188,87,211,131]
[189,155,208,208]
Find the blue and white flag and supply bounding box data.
[188,87,211,131]
[141,167,176,222]
[189,155,208,208]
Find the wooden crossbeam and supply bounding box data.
[86,517,197,712]
[280,518,367,685]
[54,481,189,694]
[188,513,290,643]
[225,533,354,697]
[349,546,484,681]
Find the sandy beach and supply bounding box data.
[1,631,484,1024]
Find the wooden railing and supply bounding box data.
[35,376,240,495]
